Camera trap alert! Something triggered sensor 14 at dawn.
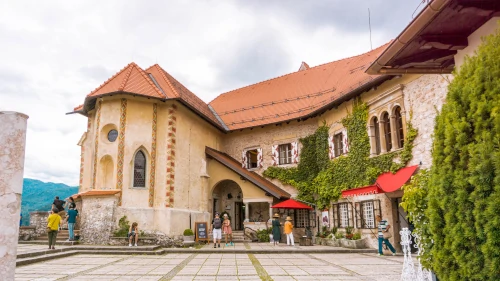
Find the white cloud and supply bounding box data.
[0,0,419,185]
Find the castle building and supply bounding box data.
[69,0,500,248]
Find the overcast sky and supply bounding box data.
[0,0,425,186]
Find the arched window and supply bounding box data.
[133,151,146,187]
[372,117,381,155]
[394,106,404,148]
[382,112,392,152]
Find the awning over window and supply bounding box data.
[272,199,313,210]
[341,185,383,197]
[341,165,418,198]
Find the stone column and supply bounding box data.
[244,202,249,222]
[269,202,273,222]
[390,114,399,150]
[378,121,387,153]
[0,111,29,279]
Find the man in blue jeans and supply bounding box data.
[66,206,78,241]
[376,215,396,256]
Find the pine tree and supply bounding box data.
[427,28,500,280]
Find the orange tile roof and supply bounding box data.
[209,43,390,130]
[144,64,222,126]
[72,189,121,199]
[74,104,83,111]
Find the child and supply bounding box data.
[129,222,139,247]
[284,216,294,246]
[47,209,61,250]
[223,214,233,246]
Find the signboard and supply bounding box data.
[195,221,209,244]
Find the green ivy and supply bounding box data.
[263,99,417,209]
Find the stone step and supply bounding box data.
[19,240,80,246]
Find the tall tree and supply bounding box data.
[427,29,500,280]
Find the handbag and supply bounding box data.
[383,231,392,239]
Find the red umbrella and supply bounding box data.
[271,199,313,210]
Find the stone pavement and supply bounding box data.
[15,252,403,280]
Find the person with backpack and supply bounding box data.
[211,212,222,248]
[52,196,66,230]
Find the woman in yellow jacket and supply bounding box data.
[47,209,61,249]
[284,216,295,246]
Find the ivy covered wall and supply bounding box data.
[264,99,417,209]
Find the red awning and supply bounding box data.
[272,199,313,210]
[376,165,418,193]
[341,165,418,198]
[341,185,383,197]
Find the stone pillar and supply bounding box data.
[378,121,387,153]
[0,111,29,279]
[269,202,273,222]
[244,202,249,222]
[390,114,399,150]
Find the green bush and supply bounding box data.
[335,231,345,239]
[256,227,273,242]
[351,232,362,240]
[426,28,500,280]
[113,216,130,237]
[183,229,194,236]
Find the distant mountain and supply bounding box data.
[21,178,78,226]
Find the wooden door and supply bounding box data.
[234,202,243,230]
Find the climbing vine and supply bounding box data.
[263,99,417,209]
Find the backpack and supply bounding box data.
[213,218,222,229]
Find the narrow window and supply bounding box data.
[339,203,349,228]
[278,144,292,165]
[334,132,344,157]
[395,106,404,148]
[133,151,146,187]
[362,201,375,228]
[246,149,258,169]
[294,209,308,228]
[372,117,381,155]
[382,112,392,152]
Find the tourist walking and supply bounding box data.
[222,214,233,246]
[66,206,78,241]
[128,222,139,247]
[272,213,281,246]
[284,216,294,246]
[47,209,61,250]
[376,215,396,256]
[211,212,222,248]
[52,196,66,230]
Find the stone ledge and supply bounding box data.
[20,226,36,230]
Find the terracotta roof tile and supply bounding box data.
[87,62,165,99]
[72,189,121,199]
[206,147,290,199]
[209,43,390,130]
[74,104,83,111]
[145,64,223,127]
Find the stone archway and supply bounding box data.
[212,180,244,230]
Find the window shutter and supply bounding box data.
[374,199,382,223]
[348,203,354,227]
[332,204,339,228]
[291,142,299,163]
[271,145,279,166]
[257,148,263,168]
[328,135,335,159]
[241,150,247,168]
[342,129,349,153]
[355,202,362,229]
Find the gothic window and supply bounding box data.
[334,132,344,157]
[278,143,292,165]
[372,117,381,155]
[394,106,404,149]
[382,112,392,152]
[246,149,258,169]
[133,151,146,187]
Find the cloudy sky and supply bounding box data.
[0,0,425,186]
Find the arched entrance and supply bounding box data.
[212,180,244,230]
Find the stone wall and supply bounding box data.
[18,226,36,241]
[404,74,452,169]
[80,195,118,244]
[29,211,49,237]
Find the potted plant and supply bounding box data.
[345,227,354,240]
[183,229,195,243]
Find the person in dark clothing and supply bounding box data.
[67,196,76,210]
[52,196,66,230]
[272,213,281,246]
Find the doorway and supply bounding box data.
[234,202,244,230]
[392,197,416,253]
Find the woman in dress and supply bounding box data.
[223,214,233,246]
[272,213,281,246]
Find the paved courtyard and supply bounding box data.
[15,252,403,280]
